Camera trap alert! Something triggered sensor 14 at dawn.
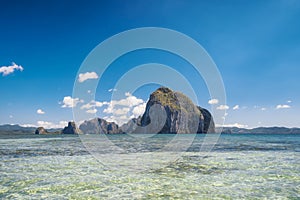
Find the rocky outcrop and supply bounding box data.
[35,127,48,134]
[197,107,215,133]
[62,122,81,134]
[79,118,123,134]
[121,117,141,133]
[35,127,61,134]
[130,87,215,134]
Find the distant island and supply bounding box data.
[1,87,300,135]
[1,123,300,135]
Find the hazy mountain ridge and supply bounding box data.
[1,124,300,135]
[217,126,300,134]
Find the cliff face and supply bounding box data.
[137,87,215,134]
[197,107,215,133]
[62,122,81,134]
[79,118,123,134]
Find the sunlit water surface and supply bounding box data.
[0,134,299,199]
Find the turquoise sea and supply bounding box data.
[0,134,299,199]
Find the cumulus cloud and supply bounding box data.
[37,120,68,129]
[86,108,97,114]
[108,93,144,108]
[232,105,239,110]
[78,72,98,83]
[216,123,248,128]
[0,62,24,76]
[37,109,45,114]
[208,98,219,105]
[79,92,146,125]
[108,88,117,92]
[287,100,292,103]
[132,102,147,117]
[80,100,107,110]
[113,107,130,115]
[261,107,266,111]
[103,93,146,125]
[217,105,229,110]
[21,124,37,127]
[61,96,83,108]
[103,105,131,115]
[103,114,131,125]
[276,104,291,109]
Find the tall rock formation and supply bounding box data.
[197,107,215,133]
[79,118,123,134]
[62,122,81,134]
[129,87,215,134]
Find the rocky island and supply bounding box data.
[2,87,299,135]
[33,87,215,134]
[121,87,215,134]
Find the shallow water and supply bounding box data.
[0,134,299,199]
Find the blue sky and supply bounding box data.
[0,0,300,128]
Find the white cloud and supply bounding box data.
[37,120,68,129]
[78,92,146,125]
[108,88,117,92]
[0,62,24,76]
[37,121,52,127]
[9,115,13,118]
[109,93,144,108]
[261,107,266,111]
[217,105,229,110]
[95,101,107,107]
[287,100,292,103]
[103,115,120,123]
[208,98,219,105]
[102,92,146,125]
[276,104,291,109]
[81,100,104,110]
[132,102,146,117]
[37,109,45,114]
[103,105,113,114]
[21,124,36,127]
[103,114,132,125]
[216,123,248,128]
[78,72,98,83]
[112,107,130,115]
[61,96,83,108]
[232,105,239,110]
[86,108,97,114]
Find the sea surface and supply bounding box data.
[0,134,299,199]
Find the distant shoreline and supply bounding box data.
[1,124,300,135]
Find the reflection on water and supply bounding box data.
[0,134,299,199]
